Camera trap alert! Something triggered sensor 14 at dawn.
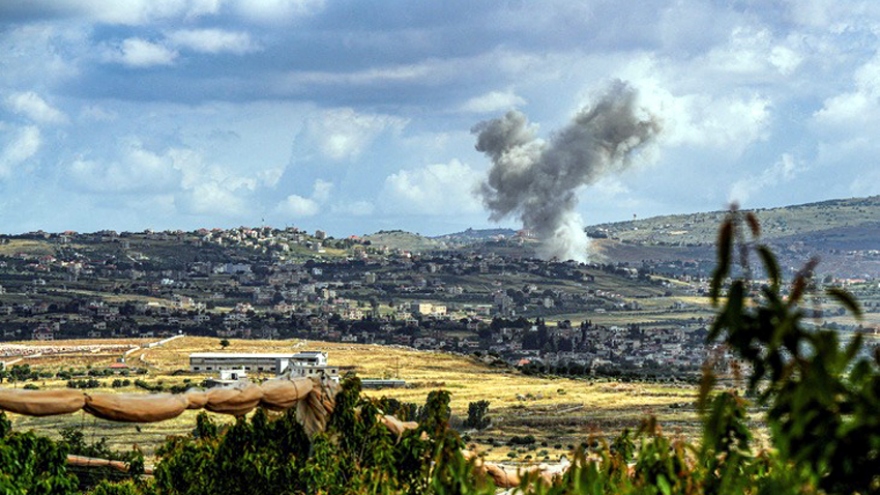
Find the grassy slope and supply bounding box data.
[6,336,700,462]
[592,195,880,246]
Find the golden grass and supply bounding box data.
[0,239,55,256]
[5,336,706,463]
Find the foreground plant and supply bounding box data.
[709,208,879,494]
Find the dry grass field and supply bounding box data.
[4,336,714,463]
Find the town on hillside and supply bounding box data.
[0,225,877,378]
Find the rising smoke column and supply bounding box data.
[473,80,661,262]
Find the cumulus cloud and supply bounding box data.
[300,108,408,161]
[166,29,259,54]
[814,52,880,129]
[276,194,319,217]
[275,179,333,217]
[621,57,772,153]
[381,160,483,215]
[0,125,41,178]
[700,27,804,78]
[5,91,67,124]
[179,182,249,216]
[460,89,527,113]
[106,38,177,67]
[728,153,804,205]
[66,143,181,193]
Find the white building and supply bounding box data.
[189,350,338,380]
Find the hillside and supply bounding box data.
[589,196,880,278]
[591,195,880,246]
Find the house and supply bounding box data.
[188,350,337,380]
[32,325,54,341]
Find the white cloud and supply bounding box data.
[166,29,259,54]
[460,89,527,113]
[311,178,333,202]
[107,38,177,67]
[233,0,326,23]
[66,143,180,193]
[814,52,880,129]
[276,194,319,217]
[728,153,804,205]
[0,125,41,178]
[301,108,408,161]
[274,179,334,217]
[380,160,483,215]
[621,57,773,153]
[5,92,67,124]
[256,167,283,188]
[79,105,118,122]
[58,0,220,25]
[180,182,248,216]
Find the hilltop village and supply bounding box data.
[0,225,868,377]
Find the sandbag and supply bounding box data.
[84,393,188,422]
[260,377,312,411]
[67,454,154,475]
[0,388,85,416]
[183,389,209,410]
[483,463,521,488]
[381,415,418,437]
[295,385,329,436]
[205,382,263,416]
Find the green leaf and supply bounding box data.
[656,473,672,495]
[825,287,862,320]
[757,245,780,289]
[710,219,734,303]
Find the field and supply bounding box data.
[3,336,723,463]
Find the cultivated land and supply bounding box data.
[3,336,718,463]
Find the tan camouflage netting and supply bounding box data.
[2,379,565,487]
[0,376,333,430]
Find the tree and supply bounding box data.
[464,400,491,430]
[219,339,230,349]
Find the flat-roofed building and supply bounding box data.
[189,350,338,379]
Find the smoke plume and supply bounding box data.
[473,80,660,262]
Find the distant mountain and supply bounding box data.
[589,196,880,246]
[431,227,518,242]
[360,230,446,253]
[588,195,880,278]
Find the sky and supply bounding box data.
[2,0,880,237]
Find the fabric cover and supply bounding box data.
[260,377,312,411]
[0,389,85,416]
[381,415,418,437]
[84,393,188,422]
[205,382,264,416]
[183,389,209,409]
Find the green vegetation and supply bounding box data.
[1,211,879,493]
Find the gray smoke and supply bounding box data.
[473,80,660,262]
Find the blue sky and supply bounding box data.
[2,0,880,236]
